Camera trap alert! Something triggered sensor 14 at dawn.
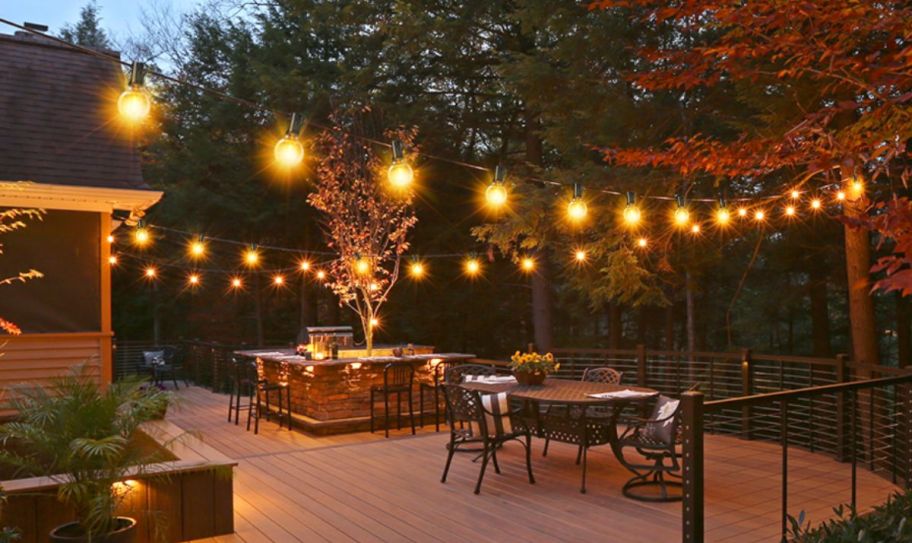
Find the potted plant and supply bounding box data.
[510,351,559,386]
[0,364,172,542]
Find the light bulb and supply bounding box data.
[785,205,796,217]
[144,266,157,279]
[691,223,701,234]
[464,258,481,276]
[623,205,642,226]
[388,162,414,190]
[790,190,800,199]
[274,135,305,168]
[299,260,311,271]
[716,208,731,225]
[637,237,648,248]
[520,257,536,272]
[354,258,371,275]
[754,210,766,221]
[107,234,115,243]
[316,270,326,280]
[244,249,259,266]
[810,198,822,210]
[836,191,846,201]
[674,207,690,226]
[189,240,205,258]
[273,275,285,286]
[188,274,200,286]
[567,198,588,222]
[409,262,425,278]
[108,255,118,265]
[485,183,508,208]
[118,87,151,123]
[848,177,864,199]
[134,228,150,246]
[574,250,587,262]
[230,277,243,289]
[737,207,748,217]
[369,317,380,328]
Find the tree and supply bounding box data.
[308,111,418,354]
[0,209,43,336]
[59,1,111,49]
[594,0,912,364]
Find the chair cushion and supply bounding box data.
[469,392,513,438]
[143,351,165,366]
[641,395,680,445]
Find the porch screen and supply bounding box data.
[0,209,101,332]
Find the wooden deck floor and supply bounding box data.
[170,386,899,543]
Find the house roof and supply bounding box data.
[0,32,148,191]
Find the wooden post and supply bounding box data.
[682,391,705,543]
[836,354,849,461]
[636,344,647,387]
[741,348,753,439]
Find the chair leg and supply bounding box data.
[576,444,583,465]
[370,389,375,434]
[434,386,440,432]
[441,434,456,483]
[171,371,179,390]
[227,385,235,422]
[542,438,550,457]
[286,387,293,431]
[580,445,588,494]
[396,391,402,430]
[525,434,535,484]
[265,388,271,422]
[246,388,253,431]
[408,388,415,435]
[384,391,390,439]
[419,386,425,428]
[491,446,501,474]
[254,390,261,435]
[474,443,491,495]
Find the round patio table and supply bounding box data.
[463,377,659,493]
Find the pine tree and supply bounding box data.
[59,1,111,49]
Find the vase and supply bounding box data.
[513,370,546,386]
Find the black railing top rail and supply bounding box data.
[702,373,912,411]
[552,346,844,368]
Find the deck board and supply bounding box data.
[169,386,898,543]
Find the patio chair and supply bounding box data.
[141,350,179,389]
[542,366,623,458]
[613,394,683,502]
[440,384,534,494]
[370,362,416,438]
[419,359,452,432]
[226,357,291,433]
[443,364,497,384]
[159,345,189,388]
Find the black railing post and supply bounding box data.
[636,344,647,388]
[780,399,789,543]
[835,354,849,461]
[682,391,704,543]
[741,348,753,439]
[851,388,858,509]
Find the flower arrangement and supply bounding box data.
[510,351,559,385]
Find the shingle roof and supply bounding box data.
[0,32,148,190]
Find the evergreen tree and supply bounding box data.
[59,1,111,49]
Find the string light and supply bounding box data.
[715,198,730,226]
[848,176,865,199]
[369,317,380,328]
[118,61,151,123]
[108,255,118,265]
[836,190,847,201]
[316,270,326,280]
[520,257,536,272]
[754,209,766,222]
[622,191,641,226]
[790,189,801,199]
[810,198,822,210]
[388,139,414,190]
[574,249,587,263]
[566,183,588,223]
[464,257,482,277]
[230,277,243,289]
[244,246,259,266]
[354,256,371,276]
[408,260,425,279]
[133,221,150,247]
[144,266,157,279]
[189,237,206,259]
[106,234,115,243]
[637,237,648,248]
[485,165,509,209]
[299,259,311,272]
[274,113,305,168]
[673,194,690,227]
[188,273,200,286]
[273,274,285,286]
[785,205,796,217]
[737,207,748,218]
[369,282,380,291]
[690,223,701,234]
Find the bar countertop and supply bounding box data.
[234,348,476,367]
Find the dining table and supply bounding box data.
[462,376,660,493]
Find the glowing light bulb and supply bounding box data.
[716,208,731,225]
[388,162,414,190]
[274,135,305,168]
[273,275,285,286]
[785,205,796,217]
[567,198,588,222]
[106,234,115,243]
[299,260,311,271]
[574,250,587,263]
[230,277,243,289]
[485,183,508,209]
[623,205,642,226]
[811,198,822,210]
[790,190,800,199]
[118,87,151,123]
[354,258,371,275]
[673,206,690,227]
[108,255,118,265]
[189,240,206,258]
[848,177,865,199]
[464,258,481,276]
[316,270,327,280]
[369,317,379,328]
[188,273,200,286]
[754,210,766,221]
[737,207,748,217]
[409,261,425,278]
[144,266,157,279]
[637,237,648,248]
[134,228,150,246]
[244,249,259,266]
[520,257,536,272]
[836,191,847,201]
[369,282,380,292]
[691,223,701,234]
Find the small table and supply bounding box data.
[464,377,658,492]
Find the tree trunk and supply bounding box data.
[808,263,832,357]
[685,270,696,355]
[607,303,622,349]
[843,197,879,367]
[896,292,910,367]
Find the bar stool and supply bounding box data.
[419,360,448,432]
[248,358,293,433]
[227,356,255,426]
[371,362,416,438]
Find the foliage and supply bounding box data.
[59,1,111,49]
[788,491,912,542]
[0,209,44,336]
[0,365,172,538]
[307,109,418,352]
[856,197,912,297]
[509,351,558,374]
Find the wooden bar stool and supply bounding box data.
[371,362,416,438]
[227,356,255,426]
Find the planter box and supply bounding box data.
[0,420,236,543]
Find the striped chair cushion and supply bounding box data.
[469,392,513,438]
